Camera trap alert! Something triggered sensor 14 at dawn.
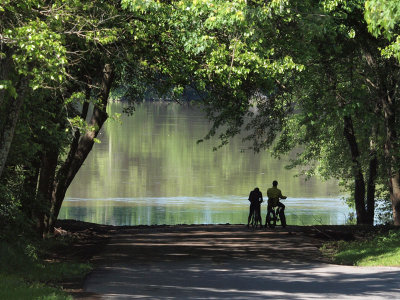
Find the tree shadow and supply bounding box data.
[86,262,400,299]
[83,225,400,298]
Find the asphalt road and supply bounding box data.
[84,261,400,299]
[82,225,400,299]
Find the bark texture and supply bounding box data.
[366,139,377,224]
[343,115,370,224]
[382,91,400,225]
[37,149,59,235]
[44,64,114,234]
[0,77,28,179]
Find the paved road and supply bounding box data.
[82,225,400,299]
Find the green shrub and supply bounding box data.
[0,235,92,299]
[324,229,400,266]
[0,274,73,300]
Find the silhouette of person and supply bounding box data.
[247,187,263,228]
[266,180,287,227]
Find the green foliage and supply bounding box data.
[1,0,399,233]
[1,0,144,234]
[365,0,400,37]
[0,80,17,98]
[0,236,91,281]
[0,274,72,300]
[325,229,400,266]
[110,0,399,224]
[1,2,67,93]
[6,21,66,89]
[365,0,400,61]
[0,236,91,299]
[0,169,35,239]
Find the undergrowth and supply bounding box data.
[0,233,92,300]
[322,229,400,266]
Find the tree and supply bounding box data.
[269,0,387,225]
[365,0,400,61]
[364,0,400,224]
[124,0,400,225]
[2,0,198,235]
[1,0,137,235]
[193,0,400,225]
[3,0,400,233]
[0,0,67,179]
[121,0,301,145]
[251,0,400,225]
[34,0,128,234]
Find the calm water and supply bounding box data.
[60,102,351,226]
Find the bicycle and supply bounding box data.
[265,205,286,228]
[250,207,262,229]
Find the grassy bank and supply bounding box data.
[322,228,400,266]
[0,235,92,300]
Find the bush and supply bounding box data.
[323,229,400,266]
[0,234,92,299]
[0,274,73,300]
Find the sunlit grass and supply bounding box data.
[323,229,400,266]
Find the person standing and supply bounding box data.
[266,180,287,228]
[247,187,263,228]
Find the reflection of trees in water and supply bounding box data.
[59,202,348,226]
[62,102,345,225]
[67,102,339,199]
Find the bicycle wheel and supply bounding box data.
[266,210,276,228]
[254,210,261,229]
[279,209,286,227]
[250,211,256,229]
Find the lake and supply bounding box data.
[59,102,351,226]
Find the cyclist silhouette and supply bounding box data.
[265,180,287,228]
[247,187,263,228]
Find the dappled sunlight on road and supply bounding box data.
[84,225,400,299]
[86,261,400,299]
[91,225,325,265]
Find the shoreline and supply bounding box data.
[55,218,390,241]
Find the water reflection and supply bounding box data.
[61,196,349,226]
[60,102,351,225]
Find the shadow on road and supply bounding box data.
[79,225,400,299]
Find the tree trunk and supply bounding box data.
[343,115,369,224]
[389,174,400,225]
[21,162,40,219]
[44,64,114,234]
[366,136,377,224]
[37,150,59,236]
[0,48,14,110]
[0,77,28,179]
[382,92,400,225]
[323,58,372,224]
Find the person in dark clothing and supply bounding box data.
[247,187,263,228]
